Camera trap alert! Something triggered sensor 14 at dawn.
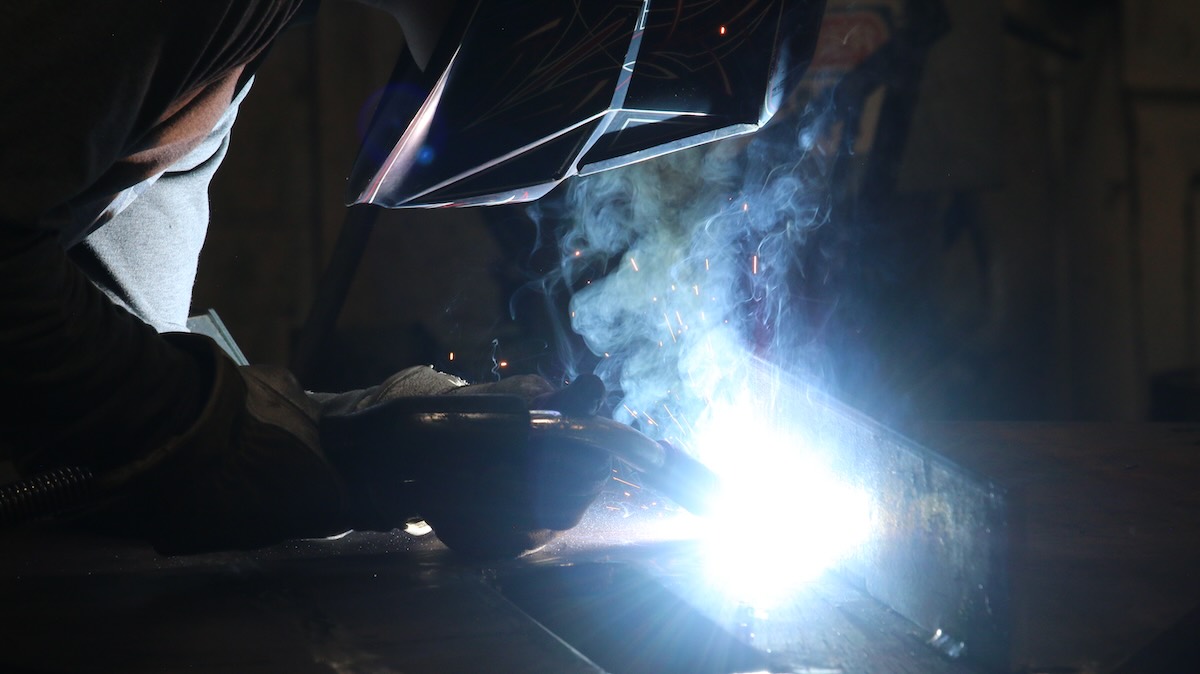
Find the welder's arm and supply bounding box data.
[0,226,210,473]
[0,225,353,552]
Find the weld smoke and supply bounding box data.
[530,108,834,445]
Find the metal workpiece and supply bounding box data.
[714,362,1014,672]
[816,399,1012,672]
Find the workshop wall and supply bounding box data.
[197,0,1200,421]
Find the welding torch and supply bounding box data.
[320,393,723,518]
[0,395,721,533]
[527,410,720,516]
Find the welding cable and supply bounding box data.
[0,465,94,527]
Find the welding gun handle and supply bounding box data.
[319,394,534,477]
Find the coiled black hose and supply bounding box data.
[0,466,94,527]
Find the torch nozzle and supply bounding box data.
[528,412,721,516]
[641,440,721,517]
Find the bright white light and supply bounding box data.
[688,396,873,607]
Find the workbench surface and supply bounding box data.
[0,493,983,674]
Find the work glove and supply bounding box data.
[318,368,612,559]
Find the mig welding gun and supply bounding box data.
[0,386,719,558]
[314,389,722,557]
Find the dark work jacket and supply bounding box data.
[0,0,317,473]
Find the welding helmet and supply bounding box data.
[347,0,827,208]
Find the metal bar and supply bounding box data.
[747,361,1013,671]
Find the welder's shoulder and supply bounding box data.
[0,1,306,226]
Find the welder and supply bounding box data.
[0,0,614,558]
[1,0,826,558]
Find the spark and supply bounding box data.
[623,404,639,418]
[675,311,685,328]
[719,25,726,35]
[448,351,455,361]
[705,258,710,271]
[574,250,582,257]
[752,254,759,275]
[742,202,749,212]
[664,313,677,342]
[499,360,508,368]
[693,285,700,295]
[629,257,640,272]
[662,403,691,434]
[612,476,641,489]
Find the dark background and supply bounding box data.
[198,0,1200,423]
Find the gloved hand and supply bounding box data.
[319,369,612,559]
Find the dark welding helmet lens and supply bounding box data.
[348,0,826,209]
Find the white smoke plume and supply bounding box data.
[530,105,836,449]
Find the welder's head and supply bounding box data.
[348,0,827,209]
